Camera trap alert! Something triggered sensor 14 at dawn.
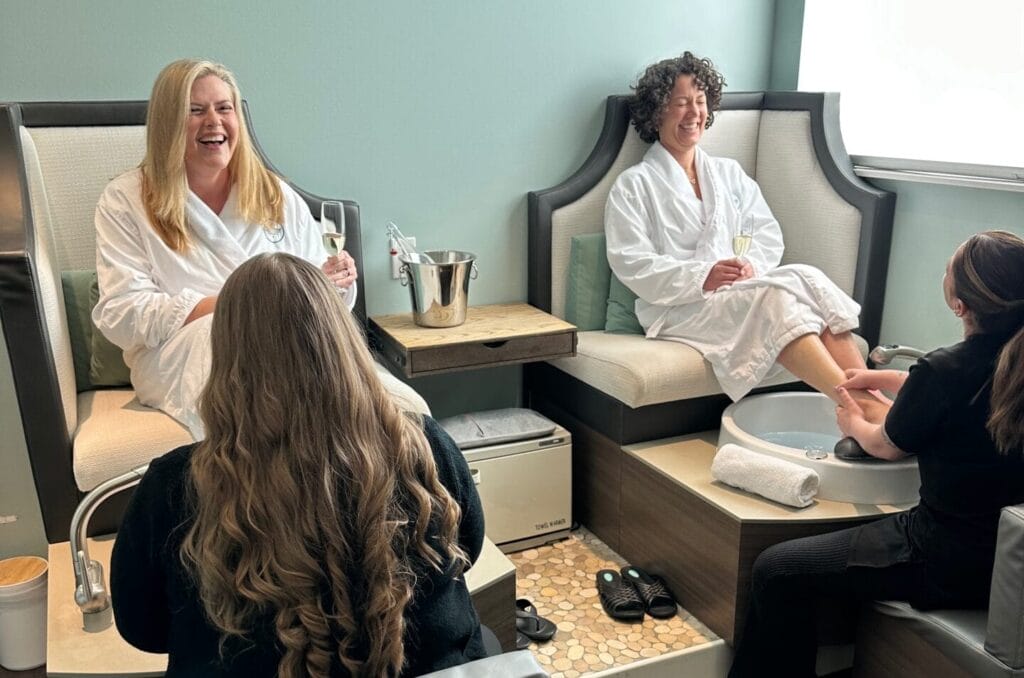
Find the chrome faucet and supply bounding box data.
[869,344,926,366]
[71,464,149,617]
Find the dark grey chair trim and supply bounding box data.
[0,100,365,542]
[0,102,72,544]
[526,92,895,446]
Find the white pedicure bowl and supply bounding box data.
[717,392,920,505]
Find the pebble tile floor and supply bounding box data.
[509,528,718,677]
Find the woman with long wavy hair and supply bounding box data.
[111,252,486,677]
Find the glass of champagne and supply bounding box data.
[321,201,346,256]
[733,215,753,260]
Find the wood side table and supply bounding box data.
[369,302,577,378]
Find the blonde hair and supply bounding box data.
[181,253,467,676]
[951,230,1024,454]
[141,59,284,252]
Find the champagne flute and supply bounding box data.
[321,201,346,256]
[732,214,753,260]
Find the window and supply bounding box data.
[799,0,1024,187]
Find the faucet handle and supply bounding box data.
[74,556,110,614]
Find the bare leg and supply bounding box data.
[776,333,846,400]
[777,333,887,422]
[821,329,866,372]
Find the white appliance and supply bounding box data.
[463,426,572,553]
[440,410,572,554]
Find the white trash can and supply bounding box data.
[0,555,48,670]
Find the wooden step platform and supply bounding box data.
[509,528,730,677]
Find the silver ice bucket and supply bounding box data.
[399,250,479,328]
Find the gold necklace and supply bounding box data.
[685,171,697,186]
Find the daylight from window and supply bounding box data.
[799,0,1024,170]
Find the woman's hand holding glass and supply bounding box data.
[703,215,756,292]
[320,201,357,291]
[732,215,753,260]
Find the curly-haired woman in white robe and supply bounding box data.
[606,52,884,419]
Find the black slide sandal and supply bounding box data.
[596,569,645,621]
[620,566,677,618]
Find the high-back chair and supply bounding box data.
[527,92,896,441]
[0,100,366,543]
[526,92,896,544]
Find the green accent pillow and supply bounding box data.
[564,233,612,331]
[60,270,131,390]
[88,275,132,387]
[605,274,644,335]
[61,271,96,390]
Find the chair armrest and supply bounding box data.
[985,504,1024,668]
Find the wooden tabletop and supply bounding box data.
[370,302,575,349]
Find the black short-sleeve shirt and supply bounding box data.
[870,333,1024,600]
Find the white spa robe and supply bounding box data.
[93,169,422,439]
[605,142,861,401]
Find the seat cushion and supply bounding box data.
[548,331,868,409]
[872,600,1021,678]
[73,389,192,491]
[73,369,428,492]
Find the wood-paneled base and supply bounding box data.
[470,567,517,652]
[852,607,974,677]
[619,451,877,645]
[531,395,622,552]
[530,405,908,648]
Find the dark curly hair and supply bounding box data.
[629,52,726,144]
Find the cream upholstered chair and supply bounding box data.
[0,100,415,542]
[527,92,895,440]
[525,93,895,542]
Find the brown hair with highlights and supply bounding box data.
[950,230,1024,454]
[181,253,467,676]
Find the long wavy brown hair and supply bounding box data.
[950,230,1024,454]
[141,59,284,252]
[180,253,467,676]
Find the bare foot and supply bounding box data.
[848,388,889,424]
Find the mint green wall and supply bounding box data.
[769,0,803,89]
[0,1,779,556]
[1,0,776,316]
[875,182,1024,352]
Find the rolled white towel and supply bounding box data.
[711,443,820,508]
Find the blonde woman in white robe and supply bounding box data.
[606,52,883,420]
[93,59,428,439]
